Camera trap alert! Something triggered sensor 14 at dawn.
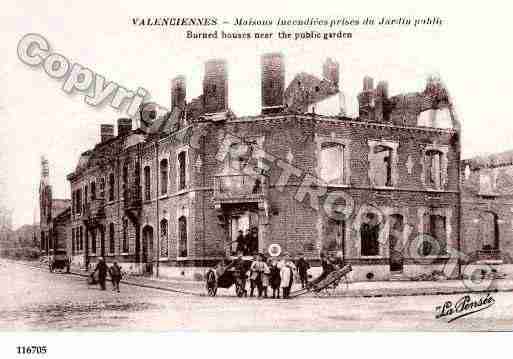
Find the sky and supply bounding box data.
[1,1,512,228]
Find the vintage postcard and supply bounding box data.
[1,0,512,357]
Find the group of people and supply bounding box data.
[219,252,312,299]
[91,257,123,292]
[218,250,346,299]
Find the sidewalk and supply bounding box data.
[13,259,513,298]
[71,265,513,298]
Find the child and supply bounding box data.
[280,259,294,299]
[269,259,281,299]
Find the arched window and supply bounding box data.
[91,228,96,254]
[109,223,115,254]
[122,218,129,253]
[160,159,169,195]
[99,177,105,198]
[360,213,380,256]
[108,173,115,201]
[178,152,186,190]
[90,181,96,200]
[79,226,84,251]
[178,216,188,257]
[160,219,169,258]
[122,164,129,199]
[144,166,151,200]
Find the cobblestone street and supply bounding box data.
[1,259,512,331]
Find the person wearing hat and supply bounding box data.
[249,253,269,297]
[94,257,109,291]
[295,253,310,289]
[280,254,295,299]
[109,261,123,292]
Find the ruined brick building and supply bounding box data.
[63,53,466,281]
[460,151,513,274]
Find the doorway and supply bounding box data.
[225,205,259,256]
[389,214,405,272]
[142,225,154,275]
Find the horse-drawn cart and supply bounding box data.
[205,258,252,297]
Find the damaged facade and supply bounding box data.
[62,54,467,281]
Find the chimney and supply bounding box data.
[203,59,228,113]
[322,58,339,89]
[171,75,186,109]
[261,53,285,114]
[117,118,132,137]
[357,76,375,122]
[100,124,115,143]
[374,81,389,122]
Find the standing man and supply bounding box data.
[94,257,108,291]
[235,230,245,255]
[296,253,310,289]
[109,261,123,293]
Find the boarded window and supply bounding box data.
[320,143,344,184]
[178,216,188,257]
[160,219,169,258]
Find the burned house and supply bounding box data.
[65,54,462,281]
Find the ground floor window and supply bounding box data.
[178,216,188,257]
[361,213,380,256]
[122,219,129,253]
[91,228,96,254]
[422,213,447,256]
[109,223,115,254]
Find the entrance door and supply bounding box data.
[227,207,259,256]
[142,226,154,275]
[389,214,404,272]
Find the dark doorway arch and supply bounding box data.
[142,225,154,275]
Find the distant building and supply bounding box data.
[39,156,71,259]
[66,54,463,281]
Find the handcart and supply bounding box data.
[289,264,352,298]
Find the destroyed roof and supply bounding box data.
[284,72,339,113]
[463,150,513,170]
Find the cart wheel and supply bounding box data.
[205,271,217,297]
[235,283,245,297]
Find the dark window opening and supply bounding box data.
[178,152,186,190]
[144,166,151,201]
[178,216,188,257]
[361,213,380,256]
